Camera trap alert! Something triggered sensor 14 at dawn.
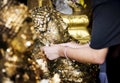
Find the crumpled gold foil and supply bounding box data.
[30,0,99,83]
[0,0,42,83]
[0,0,99,83]
[62,14,90,44]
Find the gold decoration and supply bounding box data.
[0,1,42,82]
[0,0,99,83]
[27,0,53,10]
[30,0,99,83]
[62,14,90,44]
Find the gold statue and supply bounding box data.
[29,0,99,83]
[0,0,99,83]
[0,0,42,82]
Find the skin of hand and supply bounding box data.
[41,42,80,60]
[41,45,62,60]
[42,42,108,64]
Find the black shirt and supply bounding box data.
[90,0,120,49]
[90,1,120,82]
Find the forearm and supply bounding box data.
[59,44,108,64]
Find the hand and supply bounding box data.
[42,45,61,60]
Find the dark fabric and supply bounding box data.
[89,1,120,83]
[90,0,120,49]
[92,0,119,9]
[106,44,120,83]
[91,0,108,9]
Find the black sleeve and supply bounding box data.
[90,1,120,49]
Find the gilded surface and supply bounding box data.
[0,0,41,82]
[30,0,99,83]
[0,0,99,83]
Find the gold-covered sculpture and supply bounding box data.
[60,0,91,44]
[0,0,99,83]
[62,14,90,44]
[29,0,99,83]
[0,0,42,83]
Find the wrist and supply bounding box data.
[58,45,66,57]
[64,47,69,59]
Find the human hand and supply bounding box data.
[41,45,61,60]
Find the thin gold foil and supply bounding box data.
[30,0,99,83]
[61,14,90,43]
[0,0,99,83]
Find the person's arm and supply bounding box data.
[42,42,108,64]
[59,43,108,64]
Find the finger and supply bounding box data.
[45,53,59,60]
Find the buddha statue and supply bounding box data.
[0,0,99,83]
[29,0,99,83]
